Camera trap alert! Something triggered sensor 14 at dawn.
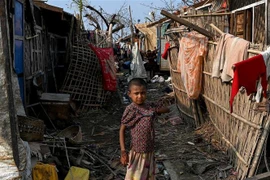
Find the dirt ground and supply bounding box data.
[71,74,237,180]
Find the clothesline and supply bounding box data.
[209,23,262,55]
[208,41,262,54]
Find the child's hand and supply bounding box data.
[120,150,129,166]
[156,107,170,115]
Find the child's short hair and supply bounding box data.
[128,78,147,91]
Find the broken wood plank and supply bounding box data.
[160,10,215,39]
[146,17,168,28]
[245,172,270,180]
[40,93,70,102]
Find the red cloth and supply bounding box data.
[230,54,267,113]
[161,42,170,59]
[89,44,117,91]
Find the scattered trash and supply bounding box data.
[187,141,195,146]
[168,116,183,125]
[151,75,159,83]
[186,159,217,175]
[158,76,165,83]
[165,77,171,83]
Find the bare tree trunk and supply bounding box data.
[107,24,113,47]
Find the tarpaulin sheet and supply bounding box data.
[89,44,117,91]
[135,23,157,51]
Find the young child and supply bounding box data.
[119,78,170,180]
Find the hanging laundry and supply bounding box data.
[177,31,208,99]
[128,42,148,82]
[161,42,170,60]
[255,47,270,102]
[89,44,117,91]
[212,33,249,82]
[212,33,233,78]
[230,54,267,113]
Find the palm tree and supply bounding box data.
[71,0,87,31]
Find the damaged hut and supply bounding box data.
[0,0,119,178]
[156,0,270,179]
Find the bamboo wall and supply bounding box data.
[168,47,196,126]
[229,0,260,11]
[168,5,270,179]
[203,43,270,179]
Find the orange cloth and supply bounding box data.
[177,31,208,99]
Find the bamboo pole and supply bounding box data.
[209,115,248,165]
[179,12,231,18]
[209,23,262,54]
[161,10,215,39]
[209,23,224,35]
[248,114,270,177]
[202,94,262,130]
[147,13,231,28]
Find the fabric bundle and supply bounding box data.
[89,44,117,91]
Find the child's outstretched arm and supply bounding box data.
[119,124,129,166]
[156,106,170,115]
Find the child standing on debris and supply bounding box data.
[119,78,170,179]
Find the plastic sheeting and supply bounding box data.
[65,166,90,180]
[128,42,147,82]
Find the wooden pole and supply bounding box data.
[160,10,215,39]
[129,5,134,46]
[179,12,231,18]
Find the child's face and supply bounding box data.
[128,85,147,105]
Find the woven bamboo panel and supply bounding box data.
[230,0,259,11]
[166,7,270,179]
[24,23,32,78]
[202,43,269,179]
[168,46,194,120]
[184,14,230,35]
[60,38,111,112]
[253,4,265,44]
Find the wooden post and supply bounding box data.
[0,0,20,175]
[160,10,215,39]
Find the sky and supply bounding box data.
[47,0,167,26]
